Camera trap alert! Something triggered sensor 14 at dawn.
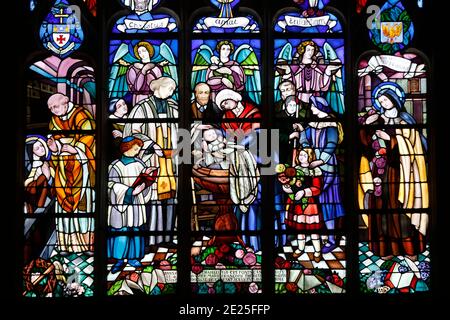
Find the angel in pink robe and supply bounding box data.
[126,41,164,105]
[278,40,341,104]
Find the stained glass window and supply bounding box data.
[106,0,179,295]
[273,0,346,294]
[18,0,438,303]
[23,0,96,297]
[189,0,263,294]
[357,0,431,294]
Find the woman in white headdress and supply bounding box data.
[24,136,55,214]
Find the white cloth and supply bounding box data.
[108,159,153,228]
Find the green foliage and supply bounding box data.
[107,279,124,296]
[163,283,176,294]
[315,283,330,294]
[275,283,287,294]
[380,260,395,271]
[359,274,371,293]
[214,279,224,294]
[200,247,216,261]
[143,265,154,273]
[224,282,237,294]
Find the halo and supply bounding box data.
[372,82,405,111]
[25,135,50,160]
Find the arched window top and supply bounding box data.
[192,0,260,34]
[112,0,179,34]
[273,0,344,34]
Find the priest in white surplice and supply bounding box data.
[122,76,178,245]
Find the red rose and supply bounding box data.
[157,283,165,290]
[282,261,291,269]
[275,256,286,269]
[379,148,387,155]
[286,282,298,293]
[214,249,225,260]
[332,274,344,287]
[219,243,231,253]
[192,263,203,274]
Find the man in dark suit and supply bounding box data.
[192,82,222,123]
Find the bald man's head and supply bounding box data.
[194,83,211,106]
[47,93,70,116]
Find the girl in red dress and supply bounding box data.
[277,148,323,262]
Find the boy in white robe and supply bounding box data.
[108,136,158,273]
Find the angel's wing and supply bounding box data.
[234,44,261,105]
[323,42,345,115]
[158,43,179,100]
[109,43,136,99]
[191,44,213,90]
[274,42,293,102]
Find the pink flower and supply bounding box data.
[159,260,171,270]
[248,282,259,293]
[208,287,215,294]
[304,269,312,275]
[243,253,257,266]
[375,157,386,169]
[235,249,245,259]
[129,272,139,283]
[372,140,380,151]
[205,254,218,266]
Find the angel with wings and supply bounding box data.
[109,41,178,105]
[192,40,261,105]
[275,40,344,114]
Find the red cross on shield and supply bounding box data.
[52,25,70,48]
[52,33,69,47]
